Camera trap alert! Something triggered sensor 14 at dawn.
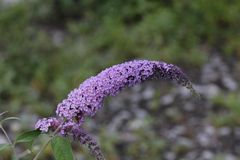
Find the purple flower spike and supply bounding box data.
[55,60,196,121]
[35,60,197,160]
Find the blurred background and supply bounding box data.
[0,0,240,159]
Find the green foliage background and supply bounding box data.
[0,0,240,159]
[1,0,239,113]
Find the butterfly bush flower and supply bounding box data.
[35,60,197,159]
[35,117,61,132]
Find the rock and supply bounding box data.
[52,30,65,47]
[183,102,195,112]
[142,86,154,100]
[196,125,216,147]
[202,150,214,160]
[164,152,176,160]
[197,132,211,147]
[161,93,175,105]
[201,55,228,82]
[194,84,220,99]
[177,87,192,98]
[218,127,231,136]
[201,55,238,91]
[128,119,144,130]
[177,137,194,148]
[107,110,131,133]
[185,151,198,160]
[234,127,240,137]
[222,76,238,91]
[205,125,216,135]
[225,154,237,160]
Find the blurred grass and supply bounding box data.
[1,0,240,116]
[211,93,240,127]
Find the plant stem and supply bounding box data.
[0,125,12,145]
[0,111,8,117]
[18,149,32,158]
[32,124,62,160]
[0,125,18,160]
[32,137,52,160]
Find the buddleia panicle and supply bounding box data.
[35,60,198,160]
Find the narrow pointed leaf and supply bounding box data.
[15,130,41,144]
[51,136,74,160]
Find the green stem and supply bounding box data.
[0,125,18,160]
[32,124,62,160]
[0,125,12,145]
[32,137,52,160]
[18,149,31,159]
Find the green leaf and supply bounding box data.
[51,136,74,160]
[15,130,41,144]
[0,143,11,151]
